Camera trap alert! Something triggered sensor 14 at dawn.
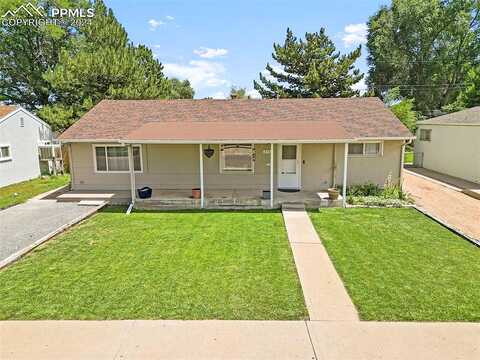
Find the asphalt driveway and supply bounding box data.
[403,170,480,241]
[0,199,102,265]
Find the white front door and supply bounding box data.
[278,144,301,189]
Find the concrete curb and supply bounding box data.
[0,202,106,270]
[413,205,480,248]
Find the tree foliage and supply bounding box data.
[367,0,480,115]
[384,87,418,133]
[0,0,84,110]
[456,65,480,108]
[170,78,195,99]
[229,87,249,99]
[254,28,363,98]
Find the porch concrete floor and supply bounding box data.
[57,189,342,208]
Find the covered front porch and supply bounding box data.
[124,142,349,209]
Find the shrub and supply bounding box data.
[344,173,412,206]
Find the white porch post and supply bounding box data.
[270,143,274,208]
[199,144,205,208]
[128,145,136,205]
[399,141,406,190]
[342,143,348,208]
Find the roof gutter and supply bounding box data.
[60,136,415,144]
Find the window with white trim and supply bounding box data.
[348,142,382,156]
[419,129,431,141]
[220,144,254,172]
[0,145,11,161]
[94,145,142,172]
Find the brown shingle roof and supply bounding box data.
[0,105,17,119]
[59,98,413,142]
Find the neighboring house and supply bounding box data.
[58,98,413,208]
[0,106,55,187]
[414,107,480,184]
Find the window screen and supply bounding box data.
[221,144,253,171]
[420,129,431,141]
[0,146,10,159]
[95,147,107,171]
[95,146,142,172]
[282,145,297,160]
[348,143,363,155]
[364,143,380,155]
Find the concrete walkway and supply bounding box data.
[1,320,478,359]
[0,198,104,267]
[282,209,358,321]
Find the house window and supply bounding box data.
[220,144,254,172]
[94,145,142,172]
[419,129,431,141]
[348,142,382,156]
[0,145,11,161]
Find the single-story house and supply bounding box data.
[58,98,413,208]
[0,106,58,187]
[414,106,480,184]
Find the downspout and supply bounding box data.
[127,145,136,215]
[67,143,74,190]
[342,143,349,208]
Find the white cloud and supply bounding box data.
[351,78,367,94]
[210,91,227,99]
[163,60,229,89]
[165,15,174,21]
[152,44,161,49]
[148,19,165,31]
[342,23,368,47]
[193,47,228,59]
[246,89,261,99]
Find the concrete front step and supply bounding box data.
[281,202,306,211]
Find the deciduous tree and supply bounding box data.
[367,0,480,114]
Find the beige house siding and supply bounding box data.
[70,141,403,191]
[414,125,480,184]
[337,140,403,186]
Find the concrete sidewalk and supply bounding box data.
[1,320,478,359]
[283,209,358,321]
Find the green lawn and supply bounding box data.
[0,208,307,320]
[0,175,70,209]
[404,151,414,164]
[310,208,480,321]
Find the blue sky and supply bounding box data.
[105,0,388,98]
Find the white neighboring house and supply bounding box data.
[0,105,57,187]
[414,106,480,184]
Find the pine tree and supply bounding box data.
[254,28,363,98]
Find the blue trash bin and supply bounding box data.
[137,186,152,199]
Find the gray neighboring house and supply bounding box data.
[0,106,54,187]
[414,106,480,184]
